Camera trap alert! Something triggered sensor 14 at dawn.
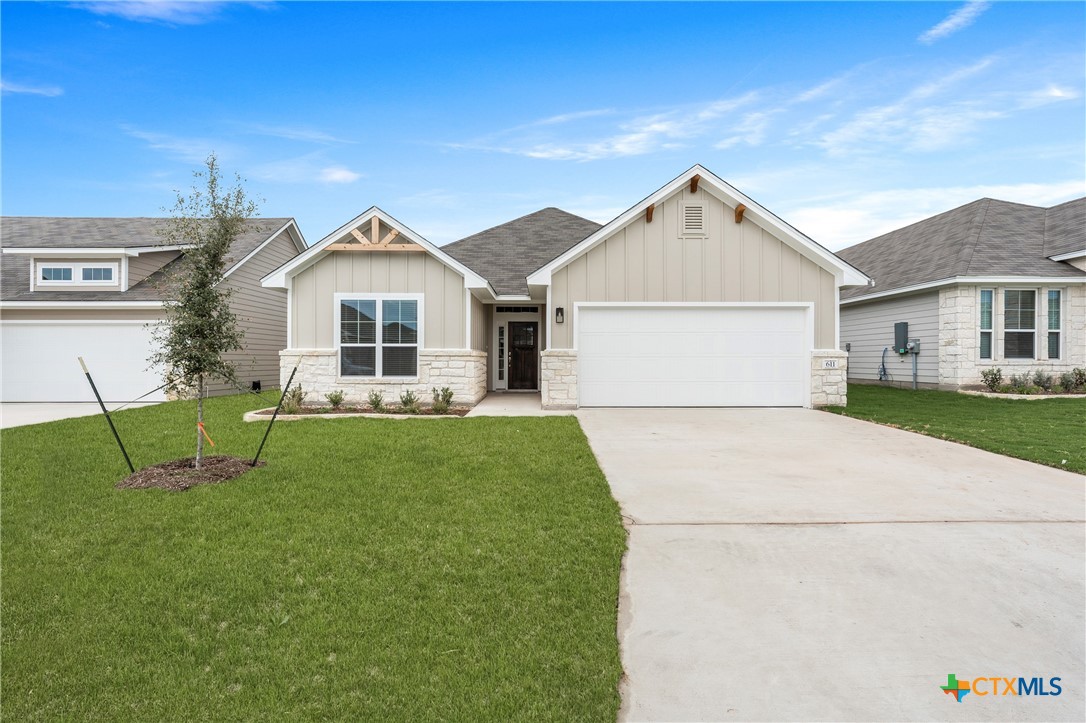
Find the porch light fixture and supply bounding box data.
[555,307,565,324]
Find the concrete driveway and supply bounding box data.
[0,402,159,429]
[576,408,1085,722]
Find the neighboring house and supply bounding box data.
[263,165,869,409]
[837,198,1085,389]
[0,217,307,402]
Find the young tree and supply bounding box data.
[151,154,258,468]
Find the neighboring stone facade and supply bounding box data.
[939,284,1086,388]
[279,349,487,407]
[540,350,578,410]
[810,350,848,407]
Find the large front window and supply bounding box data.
[339,297,418,377]
[1003,289,1036,359]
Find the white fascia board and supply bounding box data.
[124,244,194,255]
[1049,249,1086,262]
[526,164,871,288]
[3,247,131,257]
[840,275,1086,305]
[0,301,165,309]
[222,219,305,280]
[261,208,489,291]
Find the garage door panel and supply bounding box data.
[1,323,166,402]
[577,306,808,407]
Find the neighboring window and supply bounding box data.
[40,267,73,282]
[338,297,418,377]
[1048,289,1061,360]
[1003,289,1036,359]
[81,267,113,282]
[979,289,993,360]
[680,202,707,237]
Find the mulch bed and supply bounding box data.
[254,406,471,417]
[116,455,264,492]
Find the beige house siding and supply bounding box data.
[548,187,837,349]
[128,250,182,287]
[840,292,940,387]
[1066,257,1086,272]
[471,295,488,351]
[290,250,467,349]
[207,229,301,395]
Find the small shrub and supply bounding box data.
[367,390,384,412]
[431,386,455,414]
[1008,373,1029,390]
[1032,369,1053,392]
[399,390,420,414]
[1072,367,1086,391]
[980,367,1003,392]
[325,389,345,409]
[1052,385,1065,394]
[281,385,306,414]
[998,384,1014,394]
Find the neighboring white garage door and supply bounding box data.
[577,305,809,407]
[1,322,166,402]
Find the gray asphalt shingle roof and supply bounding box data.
[442,208,602,296]
[837,198,1085,300]
[0,217,292,302]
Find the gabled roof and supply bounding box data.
[0,217,303,303]
[261,207,489,290]
[836,197,1086,301]
[526,164,870,288]
[442,208,601,296]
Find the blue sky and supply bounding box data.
[2,1,1083,250]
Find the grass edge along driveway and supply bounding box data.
[1,394,627,721]
[826,384,1086,474]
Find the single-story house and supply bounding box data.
[263,165,869,409]
[837,197,1085,388]
[0,217,306,402]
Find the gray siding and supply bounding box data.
[549,185,838,349]
[128,250,181,287]
[840,292,940,385]
[208,229,301,395]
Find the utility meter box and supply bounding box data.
[907,338,920,354]
[894,321,909,354]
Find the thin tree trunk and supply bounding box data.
[196,375,204,469]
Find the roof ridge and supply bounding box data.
[444,207,597,249]
[955,198,990,276]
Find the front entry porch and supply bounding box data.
[465,392,570,416]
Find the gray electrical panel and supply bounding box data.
[894,321,909,354]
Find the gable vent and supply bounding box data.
[681,202,707,237]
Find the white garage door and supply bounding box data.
[1,322,166,402]
[578,305,809,407]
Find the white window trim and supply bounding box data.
[333,292,424,379]
[35,261,120,287]
[1046,288,1062,361]
[1002,288,1038,361]
[979,288,994,360]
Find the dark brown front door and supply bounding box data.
[508,321,538,390]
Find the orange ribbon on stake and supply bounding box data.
[197,422,216,447]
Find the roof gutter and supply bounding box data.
[841,275,1086,305]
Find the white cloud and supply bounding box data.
[318,166,361,184]
[918,1,991,45]
[243,123,356,145]
[1,80,63,97]
[74,1,233,25]
[123,126,226,164]
[787,180,1085,250]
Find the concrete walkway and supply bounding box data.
[465,393,571,417]
[0,402,159,429]
[577,408,1085,722]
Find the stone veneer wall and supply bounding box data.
[810,350,848,407]
[939,284,1086,388]
[279,349,487,406]
[540,350,578,409]
[541,349,848,408]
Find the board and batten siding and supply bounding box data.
[207,229,301,395]
[471,295,488,352]
[839,292,940,386]
[548,186,838,349]
[290,251,467,349]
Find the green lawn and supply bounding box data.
[1,395,626,721]
[826,384,1086,474]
